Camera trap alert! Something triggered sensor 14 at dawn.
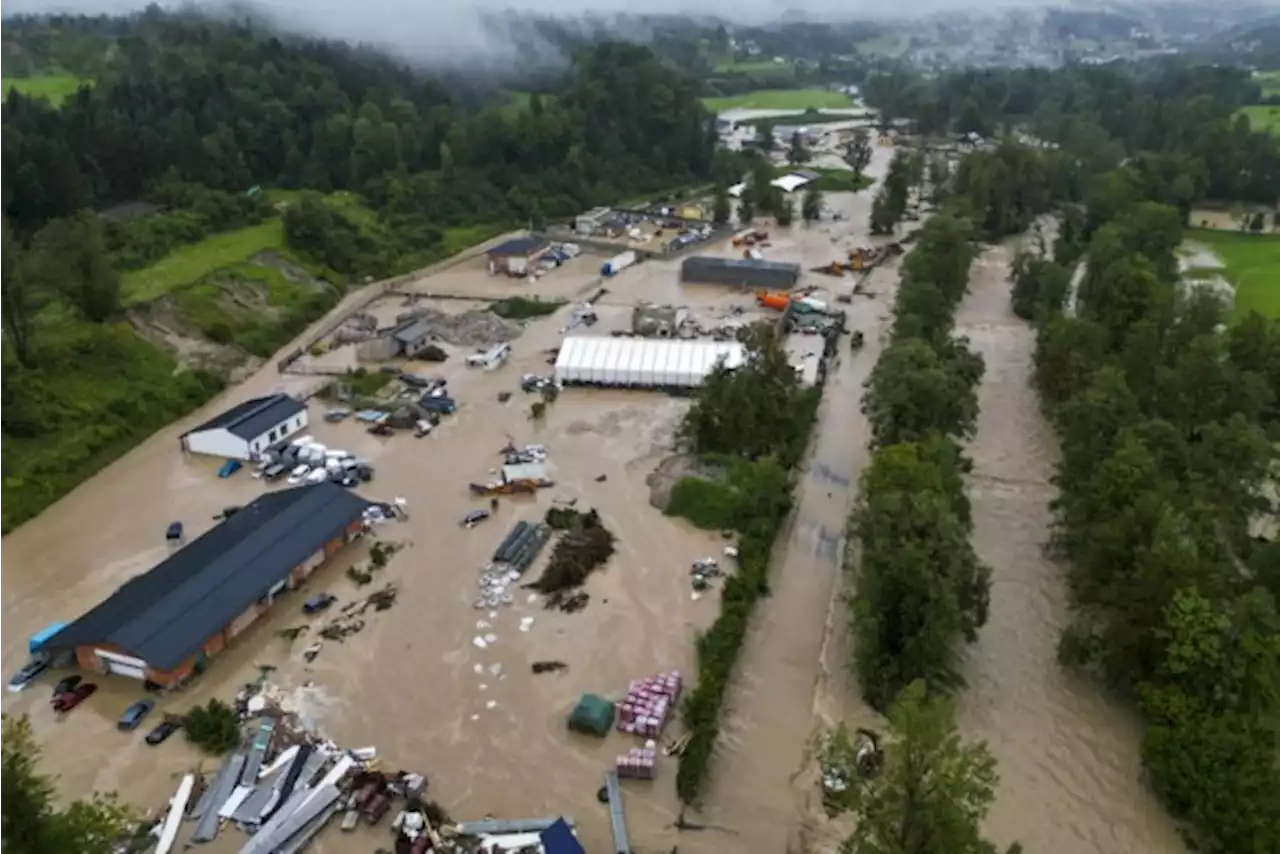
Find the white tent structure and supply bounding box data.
[770,173,813,193]
[554,337,747,388]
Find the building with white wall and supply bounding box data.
[180,393,308,461]
[554,337,746,388]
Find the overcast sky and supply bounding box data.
[2,1,1270,69]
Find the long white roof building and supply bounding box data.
[554,337,747,388]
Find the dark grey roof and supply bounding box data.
[681,256,802,275]
[487,236,548,257]
[183,394,305,441]
[392,319,433,344]
[44,484,371,671]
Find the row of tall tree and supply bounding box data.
[2,14,717,238]
[864,63,1280,206]
[849,211,990,711]
[1017,165,1280,853]
[841,191,1015,853]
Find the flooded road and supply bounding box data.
[953,241,1184,854]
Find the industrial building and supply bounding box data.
[554,337,746,388]
[41,484,370,687]
[681,256,802,290]
[487,236,550,276]
[180,394,308,461]
[575,207,612,236]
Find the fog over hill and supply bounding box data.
[2,0,1276,69]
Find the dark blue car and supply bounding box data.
[118,700,155,731]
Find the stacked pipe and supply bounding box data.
[509,524,552,575]
[491,521,553,575]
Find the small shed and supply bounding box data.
[575,207,612,236]
[568,694,616,736]
[488,237,550,277]
[390,319,435,358]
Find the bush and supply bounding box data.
[183,699,241,755]
[673,324,819,804]
[489,296,565,320]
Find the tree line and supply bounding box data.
[880,59,1280,850]
[661,323,822,803]
[1019,163,1280,853]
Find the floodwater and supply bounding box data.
[953,241,1185,854]
[0,149,1182,854]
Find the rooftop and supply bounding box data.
[392,318,434,344]
[184,394,305,441]
[488,236,549,257]
[682,256,802,275]
[45,484,371,671]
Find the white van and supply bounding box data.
[466,342,511,371]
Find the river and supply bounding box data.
[952,239,1185,854]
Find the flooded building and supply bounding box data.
[553,337,746,388]
[681,256,802,290]
[42,484,370,687]
[487,236,550,277]
[180,394,308,461]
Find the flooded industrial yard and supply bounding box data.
[1,146,1182,854]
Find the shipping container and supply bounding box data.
[601,251,638,277]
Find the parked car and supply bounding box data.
[52,675,82,697]
[118,700,155,731]
[6,659,49,693]
[165,521,184,541]
[53,682,97,713]
[217,459,243,478]
[262,463,288,482]
[145,718,183,746]
[303,593,337,614]
[287,465,311,486]
[460,510,491,529]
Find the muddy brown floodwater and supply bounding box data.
[953,239,1185,854]
[1,153,1184,854]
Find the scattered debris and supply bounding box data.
[392,308,520,348]
[532,661,569,675]
[525,509,616,610]
[319,584,397,641]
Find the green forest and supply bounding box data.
[844,62,1280,853]
[0,12,719,531]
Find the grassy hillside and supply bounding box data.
[702,89,854,112]
[1,73,89,105]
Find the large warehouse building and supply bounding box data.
[681,256,802,290]
[554,337,746,388]
[42,484,370,687]
[181,393,308,461]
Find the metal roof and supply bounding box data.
[488,236,549,257]
[554,337,746,388]
[43,484,371,671]
[391,319,433,344]
[183,394,305,441]
[681,256,802,276]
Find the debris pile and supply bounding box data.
[525,509,616,610]
[396,308,520,348]
[616,670,682,739]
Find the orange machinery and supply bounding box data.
[755,290,791,311]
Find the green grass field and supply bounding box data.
[1,73,89,106]
[1238,105,1280,137]
[1252,70,1280,98]
[854,37,908,58]
[120,220,286,304]
[1186,228,1280,319]
[702,89,853,113]
[737,110,870,127]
